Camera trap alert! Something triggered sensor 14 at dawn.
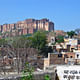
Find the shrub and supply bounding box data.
[21,62,34,80]
[44,75,51,80]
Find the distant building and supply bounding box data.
[0,18,54,37]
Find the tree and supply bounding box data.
[0,38,7,46]
[8,36,38,73]
[31,31,53,56]
[32,31,47,52]
[67,31,76,38]
[22,62,34,80]
[44,75,51,80]
[41,46,53,57]
[10,36,34,73]
[0,36,38,74]
[56,35,64,43]
[0,39,8,75]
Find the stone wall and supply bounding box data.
[0,71,55,80]
[0,18,54,37]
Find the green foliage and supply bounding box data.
[41,46,53,57]
[29,31,53,56]
[7,31,53,57]
[0,38,7,46]
[43,31,49,34]
[32,31,47,51]
[67,31,76,38]
[12,36,31,48]
[22,62,34,80]
[44,75,51,80]
[56,35,64,43]
[51,42,56,45]
[31,31,53,56]
[24,34,32,37]
[0,32,2,35]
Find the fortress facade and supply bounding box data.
[0,18,54,37]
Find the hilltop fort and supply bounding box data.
[0,18,54,37]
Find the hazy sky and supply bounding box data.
[0,0,80,31]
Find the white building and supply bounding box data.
[73,50,80,59]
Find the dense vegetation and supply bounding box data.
[0,31,53,57]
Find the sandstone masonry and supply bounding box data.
[0,18,54,37]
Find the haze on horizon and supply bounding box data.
[0,0,80,31]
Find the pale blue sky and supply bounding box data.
[0,0,80,31]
